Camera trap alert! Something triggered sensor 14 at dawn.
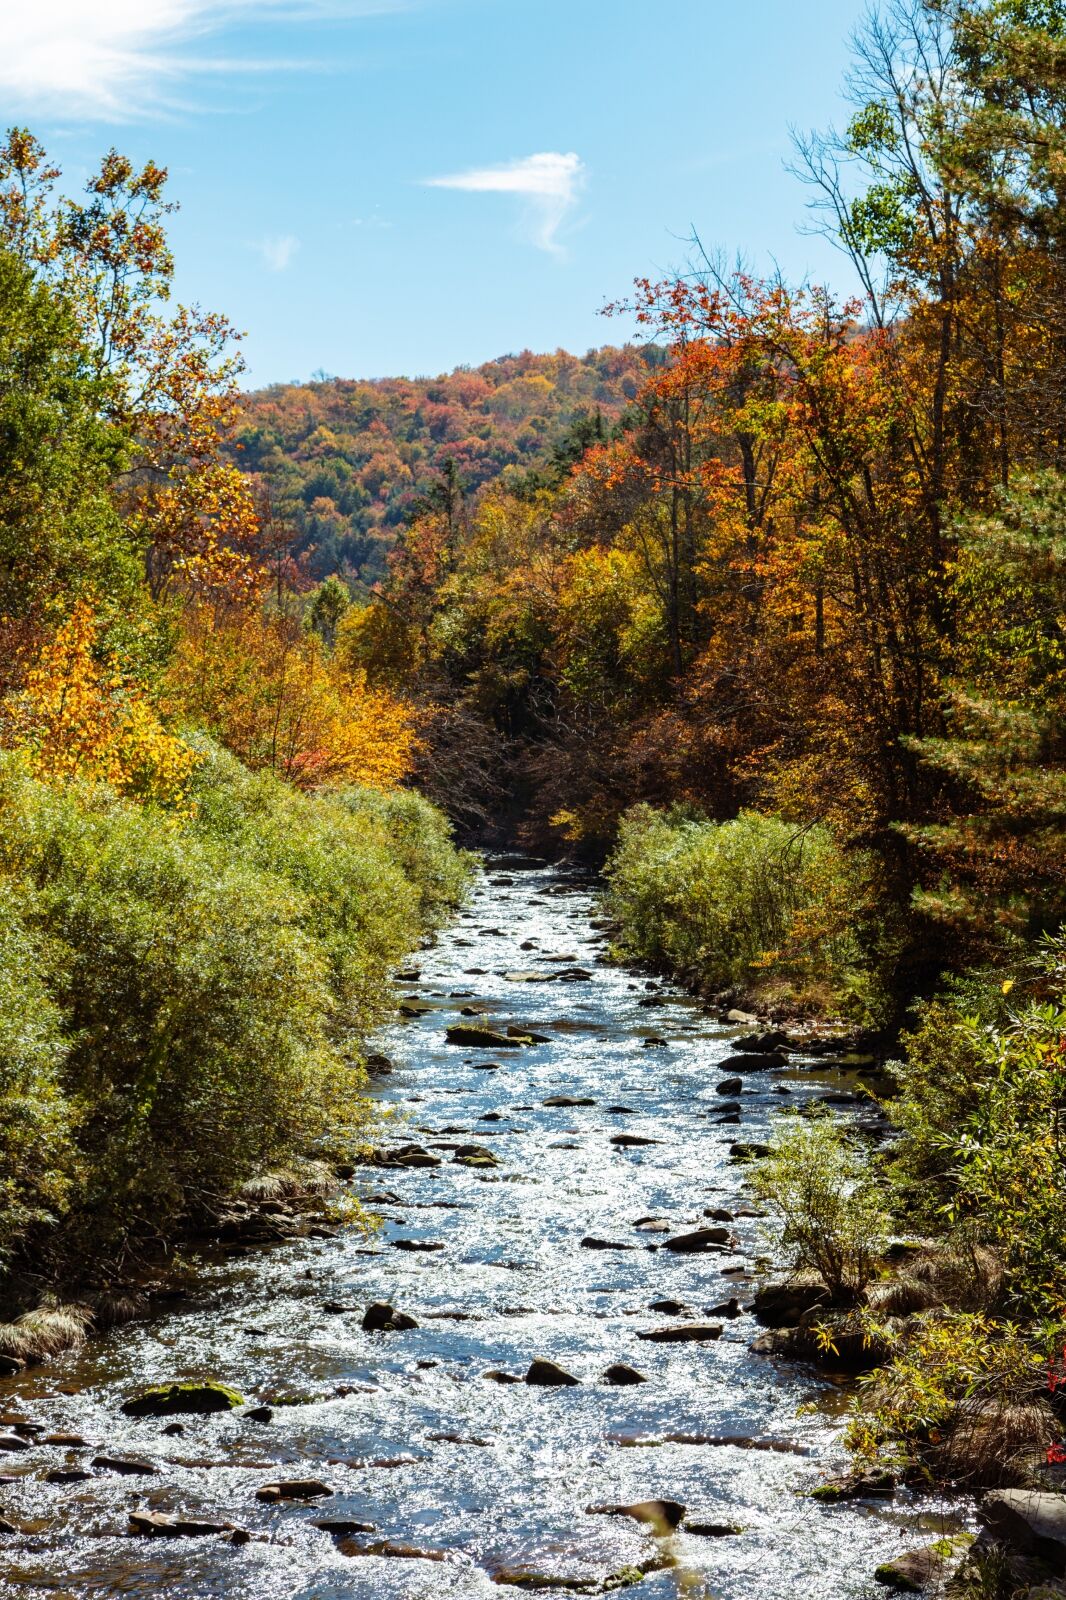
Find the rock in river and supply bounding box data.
[121,1381,244,1418]
[446,1024,527,1049]
[362,1302,419,1332]
[610,1134,660,1148]
[733,1031,790,1053]
[873,1535,972,1591]
[525,1358,580,1387]
[586,1499,686,1532]
[92,1455,158,1475]
[603,1364,647,1386]
[338,1538,446,1561]
[664,1227,732,1254]
[637,1324,723,1344]
[982,1489,1066,1564]
[256,1478,333,1502]
[580,1237,635,1251]
[718,1052,788,1073]
[130,1512,239,1538]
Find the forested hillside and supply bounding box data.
[234,347,662,582]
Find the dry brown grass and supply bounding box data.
[0,1303,93,1361]
[932,1397,1058,1488]
[239,1161,336,1204]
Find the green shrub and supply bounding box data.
[186,742,470,1037]
[333,784,474,929]
[0,746,470,1274]
[0,883,72,1266]
[846,1311,1050,1487]
[602,804,892,1022]
[752,1116,887,1299]
[888,935,1066,1319]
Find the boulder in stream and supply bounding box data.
[873,1534,972,1591]
[92,1454,158,1475]
[121,1380,244,1418]
[981,1489,1066,1564]
[602,1364,647,1386]
[586,1499,686,1532]
[718,1052,788,1072]
[256,1478,333,1502]
[733,1031,790,1053]
[130,1511,239,1538]
[752,1280,830,1326]
[637,1323,723,1344]
[446,1024,526,1048]
[362,1302,419,1333]
[663,1227,732,1254]
[525,1358,581,1387]
[337,1538,446,1561]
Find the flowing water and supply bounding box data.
[0,858,967,1599]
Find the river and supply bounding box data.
[0,857,964,1599]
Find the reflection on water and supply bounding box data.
[0,860,969,1598]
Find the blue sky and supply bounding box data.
[1,1,871,388]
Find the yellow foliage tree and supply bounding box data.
[6,599,197,805]
[168,601,418,790]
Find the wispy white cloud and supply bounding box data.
[257,232,300,270]
[425,151,585,256]
[0,1,400,121]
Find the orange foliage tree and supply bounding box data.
[168,601,418,790]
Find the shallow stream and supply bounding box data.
[0,858,965,1598]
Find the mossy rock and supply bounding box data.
[122,1380,245,1418]
[874,1534,973,1591]
[446,1024,525,1048]
[492,1557,669,1593]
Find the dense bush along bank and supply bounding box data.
[0,744,471,1299]
[602,805,897,1031]
[746,935,1066,1521]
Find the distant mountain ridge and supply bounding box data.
[233,345,662,584]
